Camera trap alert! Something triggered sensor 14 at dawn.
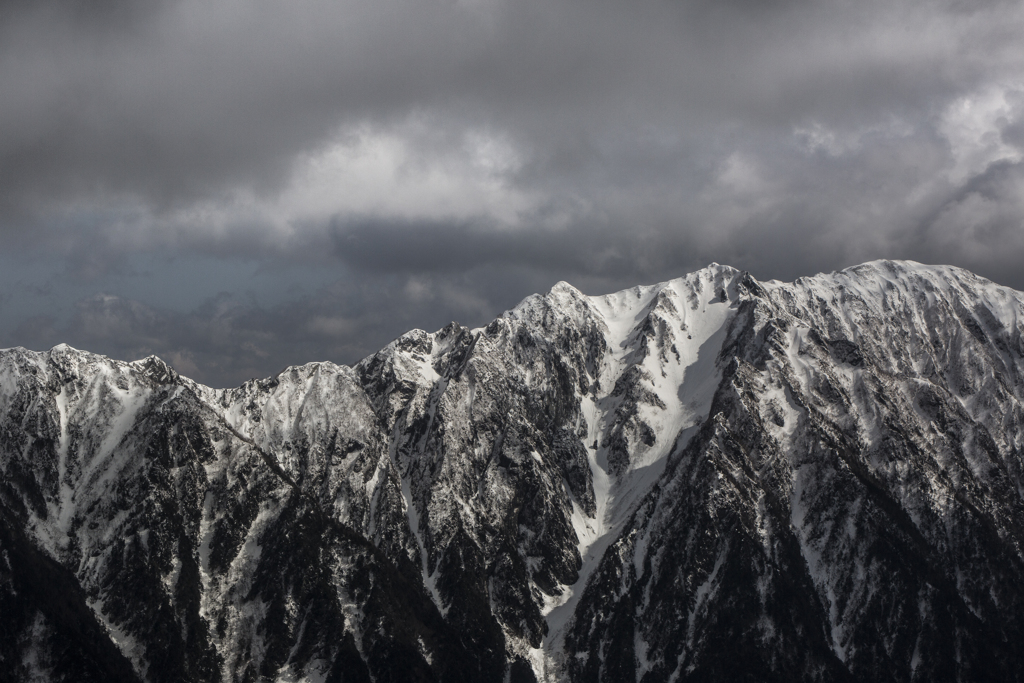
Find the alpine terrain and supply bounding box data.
[2,259,1024,682]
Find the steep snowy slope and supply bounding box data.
[1,260,1024,682]
[564,261,1024,682]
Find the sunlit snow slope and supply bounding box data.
[2,260,1024,683]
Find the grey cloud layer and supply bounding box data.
[1,0,1023,384]
[1,266,545,387]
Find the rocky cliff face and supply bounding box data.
[2,260,1024,682]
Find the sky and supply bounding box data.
[1,0,1023,387]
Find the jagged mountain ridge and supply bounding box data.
[2,260,1024,682]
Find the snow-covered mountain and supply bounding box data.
[2,260,1024,682]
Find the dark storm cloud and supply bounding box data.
[1,0,1023,381]
[905,159,1024,287]
[0,0,1009,220]
[330,219,639,276]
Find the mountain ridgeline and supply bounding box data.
[2,260,1024,682]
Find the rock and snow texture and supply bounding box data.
[2,260,1024,682]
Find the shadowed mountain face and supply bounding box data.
[2,260,1024,682]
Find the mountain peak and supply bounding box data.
[131,354,179,385]
[48,342,82,355]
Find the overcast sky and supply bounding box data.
[1,0,1023,386]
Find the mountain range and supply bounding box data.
[2,259,1023,682]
